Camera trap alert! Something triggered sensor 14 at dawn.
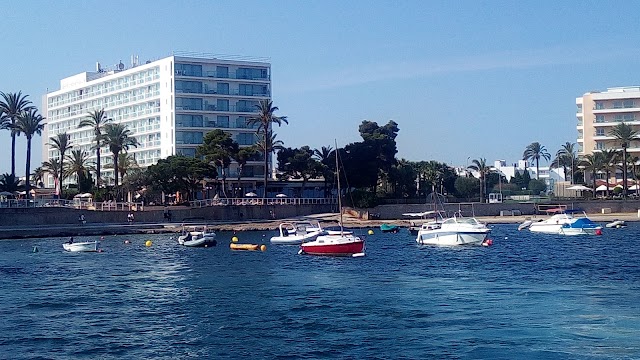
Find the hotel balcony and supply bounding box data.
[592,106,640,114]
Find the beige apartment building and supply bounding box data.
[577,86,640,157]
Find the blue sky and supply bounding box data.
[2,0,640,176]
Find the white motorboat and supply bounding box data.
[519,209,603,235]
[415,215,490,246]
[63,241,99,252]
[270,221,323,245]
[177,226,217,247]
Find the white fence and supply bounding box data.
[189,197,337,208]
[0,198,144,211]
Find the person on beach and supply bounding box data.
[67,237,74,244]
[79,214,86,225]
[127,212,134,224]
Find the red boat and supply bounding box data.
[299,233,365,257]
[298,140,365,258]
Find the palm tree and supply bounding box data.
[580,152,605,197]
[0,91,34,176]
[42,159,62,192]
[0,173,20,192]
[78,109,111,186]
[523,142,551,180]
[552,142,576,184]
[232,145,259,197]
[247,100,288,198]
[64,149,93,189]
[467,158,491,203]
[255,131,285,196]
[13,109,46,200]
[600,149,619,198]
[104,152,138,183]
[48,132,72,194]
[102,123,139,187]
[32,166,46,188]
[609,122,639,198]
[313,145,334,197]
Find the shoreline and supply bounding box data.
[0,211,637,240]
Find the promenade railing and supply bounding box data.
[189,197,337,208]
[0,198,144,211]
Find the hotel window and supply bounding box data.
[613,101,623,109]
[175,131,203,144]
[595,115,605,123]
[623,100,635,108]
[216,116,229,128]
[216,66,229,78]
[595,128,605,136]
[236,133,256,145]
[595,101,605,110]
[596,141,605,150]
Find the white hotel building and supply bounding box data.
[42,53,271,191]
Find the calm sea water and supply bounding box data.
[1,223,639,359]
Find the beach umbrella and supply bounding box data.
[595,185,608,192]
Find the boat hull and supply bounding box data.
[63,241,99,252]
[270,231,321,245]
[416,231,488,246]
[300,236,365,256]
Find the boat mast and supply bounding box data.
[335,140,343,234]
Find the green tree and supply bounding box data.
[48,132,72,193]
[358,120,399,193]
[0,91,34,177]
[609,122,639,198]
[146,156,216,201]
[247,99,288,198]
[78,109,111,186]
[13,109,45,200]
[102,123,139,187]
[277,146,323,197]
[467,158,491,203]
[523,142,551,180]
[197,129,239,198]
[455,176,479,200]
[528,179,547,195]
[388,159,417,198]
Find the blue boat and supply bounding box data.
[380,223,400,233]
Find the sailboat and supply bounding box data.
[299,143,365,257]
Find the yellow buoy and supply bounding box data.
[260,244,267,252]
[368,229,374,235]
[231,236,239,242]
[145,240,152,247]
[230,243,259,251]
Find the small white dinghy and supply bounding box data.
[605,220,626,228]
[63,241,99,252]
[177,225,217,247]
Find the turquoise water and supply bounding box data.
[1,224,639,359]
